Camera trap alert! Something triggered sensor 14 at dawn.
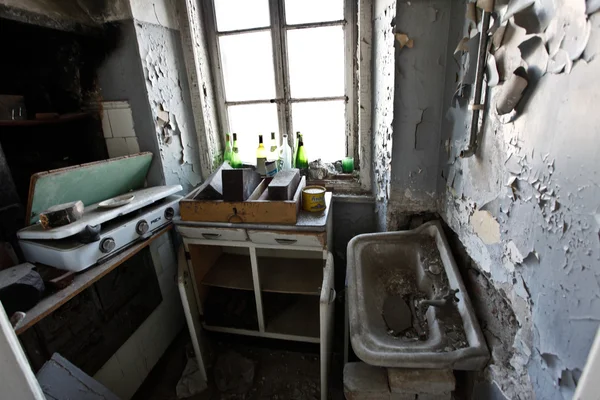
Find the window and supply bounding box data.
[205,0,357,165]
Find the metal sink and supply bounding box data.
[346,221,489,370]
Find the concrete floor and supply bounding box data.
[132,330,344,400]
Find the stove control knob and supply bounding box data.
[136,220,149,235]
[164,207,175,221]
[100,237,116,253]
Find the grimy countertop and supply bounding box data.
[173,192,332,232]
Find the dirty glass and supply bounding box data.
[228,103,279,163]
[287,26,345,98]
[214,0,270,31]
[284,0,344,24]
[219,31,276,101]
[292,101,345,162]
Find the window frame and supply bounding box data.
[203,0,358,165]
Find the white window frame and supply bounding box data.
[203,0,359,167]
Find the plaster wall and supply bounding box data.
[388,0,450,214]
[437,1,600,398]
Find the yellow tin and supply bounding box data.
[302,186,326,212]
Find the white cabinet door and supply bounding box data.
[319,252,335,400]
[177,246,208,384]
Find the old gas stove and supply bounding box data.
[17,185,182,272]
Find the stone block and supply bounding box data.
[344,362,390,400]
[387,368,455,395]
[390,393,416,400]
[418,392,452,400]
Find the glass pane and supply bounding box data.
[285,0,344,24]
[228,103,279,163]
[287,26,345,98]
[219,32,276,101]
[292,101,345,163]
[214,0,270,32]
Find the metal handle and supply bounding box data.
[275,238,297,245]
[202,233,221,239]
[329,288,336,304]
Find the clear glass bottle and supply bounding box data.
[256,134,267,176]
[281,134,292,170]
[230,133,242,168]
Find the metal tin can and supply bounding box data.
[302,186,326,212]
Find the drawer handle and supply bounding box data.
[202,233,221,239]
[275,238,297,245]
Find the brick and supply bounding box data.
[418,392,451,400]
[344,362,390,400]
[387,368,455,395]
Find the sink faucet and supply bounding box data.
[419,288,459,309]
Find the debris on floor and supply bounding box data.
[176,357,207,399]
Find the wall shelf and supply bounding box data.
[0,113,91,127]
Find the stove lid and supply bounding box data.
[18,185,182,240]
[26,152,153,225]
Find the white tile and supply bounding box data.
[101,110,112,138]
[105,138,129,158]
[125,137,140,154]
[108,108,136,137]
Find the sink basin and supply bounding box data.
[347,221,489,370]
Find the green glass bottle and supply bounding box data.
[231,133,242,168]
[223,133,233,164]
[295,136,308,170]
[292,131,302,168]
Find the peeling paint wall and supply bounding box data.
[134,19,203,192]
[178,0,223,177]
[372,0,396,231]
[98,21,166,188]
[387,0,450,216]
[437,0,600,398]
[98,1,205,193]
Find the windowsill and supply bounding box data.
[307,160,370,195]
[307,177,371,195]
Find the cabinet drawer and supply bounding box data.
[248,230,326,248]
[176,226,248,242]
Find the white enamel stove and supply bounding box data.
[17,185,182,272]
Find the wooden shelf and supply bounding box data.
[266,296,320,339]
[0,113,91,127]
[201,254,253,290]
[259,257,323,295]
[201,255,323,295]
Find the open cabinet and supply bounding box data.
[178,240,334,399]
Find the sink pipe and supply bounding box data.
[460,10,491,158]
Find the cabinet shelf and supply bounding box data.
[265,295,320,339]
[201,254,323,296]
[201,254,253,290]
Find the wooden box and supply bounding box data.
[180,177,306,224]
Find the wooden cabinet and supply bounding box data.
[176,195,333,400]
